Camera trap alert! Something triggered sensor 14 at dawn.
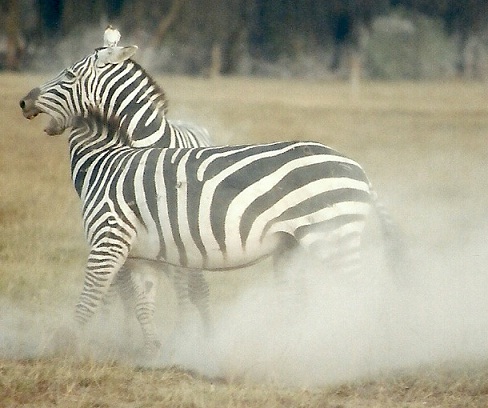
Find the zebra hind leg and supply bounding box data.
[297,221,366,280]
[272,233,303,316]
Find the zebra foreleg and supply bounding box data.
[99,276,121,322]
[187,269,212,336]
[112,261,211,355]
[128,262,161,355]
[97,262,156,353]
[171,266,193,335]
[126,265,212,355]
[73,236,130,349]
[113,265,135,329]
[110,263,139,348]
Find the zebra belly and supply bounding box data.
[130,222,280,270]
[129,227,163,261]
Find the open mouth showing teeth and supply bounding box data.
[20,98,42,120]
[20,100,65,135]
[22,108,41,120]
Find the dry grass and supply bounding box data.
[1,74,488,406]
[1,357,488,407]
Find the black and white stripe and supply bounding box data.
[20,45,212,352]
[64,111,396,339]
[20,45,402,353]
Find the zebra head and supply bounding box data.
[20,45,138,136]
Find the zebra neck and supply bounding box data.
[102,60,173,148]
[114,103,171,148]
[68,124,126,199]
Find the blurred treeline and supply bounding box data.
[2,0,488,79]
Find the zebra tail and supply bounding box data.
[369,186,408,285]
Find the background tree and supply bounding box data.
[2,0,21,70]
[3,0,488,78]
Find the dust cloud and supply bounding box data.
[6,20,487,387]
[166,219,488,386]
[1,213,487,387]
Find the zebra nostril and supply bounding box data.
[20,88,40,111]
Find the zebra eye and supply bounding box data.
[65,70,76,80]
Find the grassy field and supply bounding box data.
[1,73,488,406]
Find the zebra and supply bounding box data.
[20,42,214,353]
[20,45,402,351]
[110,118,212,352]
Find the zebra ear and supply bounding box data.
[96,46,138,66]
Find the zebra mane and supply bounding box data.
[73,108,130,145]
[127,58,169,114]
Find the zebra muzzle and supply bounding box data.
[19,88,42,119]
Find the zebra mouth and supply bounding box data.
[20,91,42,119]
[21,107,41,120]
[20,90,66,135]
[23,107,65,136]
